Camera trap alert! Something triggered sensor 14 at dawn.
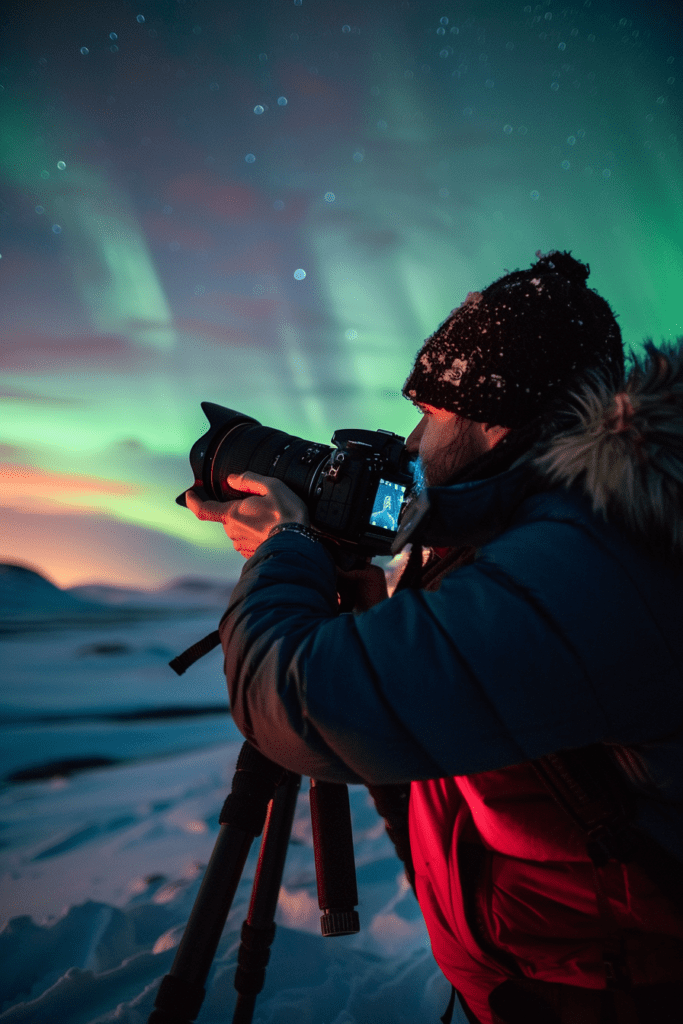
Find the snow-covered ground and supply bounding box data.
[0,564,459,1023]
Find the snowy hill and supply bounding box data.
[70,575,238,610]
[0,564,237,633]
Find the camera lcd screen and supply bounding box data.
[368,478,406,533]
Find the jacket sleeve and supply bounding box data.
[218,511,683,786]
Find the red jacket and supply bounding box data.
[410,764,683,1024]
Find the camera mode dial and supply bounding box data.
[326,451,347,480]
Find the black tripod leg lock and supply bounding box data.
[220,745,286,836]
[148,973,205,1024]
[234,920,277,996]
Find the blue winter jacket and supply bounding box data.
[218,345,683,864]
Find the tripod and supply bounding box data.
[147,741,360,1024]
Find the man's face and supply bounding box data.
[405,403,506,487]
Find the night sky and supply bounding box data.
[1,0,681,588]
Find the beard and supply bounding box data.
[420,419,491,487]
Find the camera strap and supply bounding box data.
[169,630,221,675]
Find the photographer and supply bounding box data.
[186,251,683,1024]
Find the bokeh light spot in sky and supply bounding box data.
[80,47,88,55]
[136,14,145,24]
[342,26,351,34]
[254,105,265,115]
[530,191,540,200]
[109,32,117,40]
[35,205,44,214]
[278,96,288,105]
[346,329,358,340]
[245,153,256,163]
[57,161,66,170]
[503,125,513,134]
[40,170,49,179]
[353,150,364,162]
[324,192,335,202]
[294,269,306,280]
[52,224,62,234]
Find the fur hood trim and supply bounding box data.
[535,339,683,566]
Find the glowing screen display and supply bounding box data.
[369,479,406,533]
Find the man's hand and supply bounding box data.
[185,472,309,559]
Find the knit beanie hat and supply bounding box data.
[402,250,624,429]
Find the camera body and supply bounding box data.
[177,402,415,559]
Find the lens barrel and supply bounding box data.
[179,402,332,507]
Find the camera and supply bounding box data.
[177,402,415,560]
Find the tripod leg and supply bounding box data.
[310,780,360,936]
[232,772,302,1024]
[148,743,284,1024]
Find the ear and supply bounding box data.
[483,423,511,446]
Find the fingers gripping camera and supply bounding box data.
[177,403,416,560]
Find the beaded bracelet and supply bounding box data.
[267,522,321,545]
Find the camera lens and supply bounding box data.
[186,403,331,505]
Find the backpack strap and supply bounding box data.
[531,746,637,867]
[531,744,683,1021]
[531,745,683,915]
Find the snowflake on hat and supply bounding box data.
[440,357,469,386]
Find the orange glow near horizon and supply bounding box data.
[1,505,236,592]
[1,548,148,591]
[2,463,140,511]
[0,546,175,591]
